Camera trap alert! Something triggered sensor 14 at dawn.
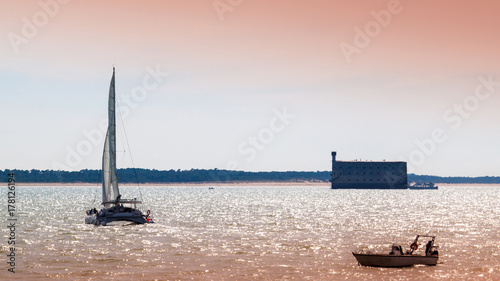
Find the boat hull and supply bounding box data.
[85,207,154,226]
[353,253,438,267]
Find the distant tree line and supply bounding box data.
[408,173,500,184]
[0,169,498,184]
[0,169,331,184]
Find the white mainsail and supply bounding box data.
[102,67,120,207]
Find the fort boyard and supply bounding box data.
[330,152,407,189]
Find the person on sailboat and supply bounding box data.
[114,194,121,206]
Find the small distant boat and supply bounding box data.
[352,235,439,267]
[409,182,438,190]
[208,187,215,190]
[85,68,154,226]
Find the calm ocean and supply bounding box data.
[1,184,499,280]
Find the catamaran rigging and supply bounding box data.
[85,68,154,226]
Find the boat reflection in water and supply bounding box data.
[353,235,439,267]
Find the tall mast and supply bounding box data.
[109,67,119,200]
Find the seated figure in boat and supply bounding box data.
[389,245,404,255]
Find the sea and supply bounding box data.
[1,184,499,280]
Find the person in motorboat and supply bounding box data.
[425,240,439,256]
[425,240,432,255]
[389,245,404,255]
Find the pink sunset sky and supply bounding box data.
[1,0,499,176]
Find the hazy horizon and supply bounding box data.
[1,0,499,177]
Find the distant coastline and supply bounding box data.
[1,169,499,184]
[18,181,331,187]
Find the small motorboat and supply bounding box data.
[352,235,439,267]
[409,182,438,190]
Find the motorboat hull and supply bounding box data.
[409,182,438,190]
[353,253,438,267]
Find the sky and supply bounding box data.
[1,0,499,176]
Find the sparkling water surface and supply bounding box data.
[1,184,499,280]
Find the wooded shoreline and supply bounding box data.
[1,169,499,184]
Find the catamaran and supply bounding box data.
[85,68,154,226]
